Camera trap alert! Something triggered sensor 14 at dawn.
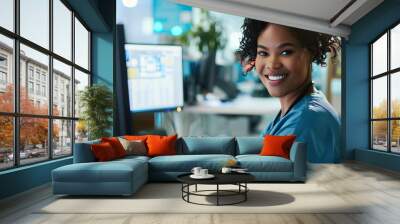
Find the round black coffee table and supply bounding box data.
[177,173,255,206]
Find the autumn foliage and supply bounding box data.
[372,99,400,141]
[0,84,59,150]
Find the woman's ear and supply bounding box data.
[241,58,255,74]
[302,48,314,67]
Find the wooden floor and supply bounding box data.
[1,162,400,224]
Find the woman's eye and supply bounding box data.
[281,50,293,56]
[257,51,268,57]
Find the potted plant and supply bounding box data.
[176,10,226,96]
[79,84,113,140]
[177,10,226,54]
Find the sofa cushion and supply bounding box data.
[179,137,235,155]
[101,137,127,158]
[52,159,147,183]
[118,138,147,156]
[148,154,235,172]
[236,155,293,172]
[147,135,177,157]
[260,135,296,159]
[124,135,148,142]
[236,137,263,155]
[91,142,118,161]
[115,155,150,163]
[73,139,100,163]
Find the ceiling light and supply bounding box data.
[122,0,138,8]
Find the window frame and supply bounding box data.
[370,20,400,154]
[0,0,92,171]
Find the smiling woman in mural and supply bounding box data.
[238,18,341,163]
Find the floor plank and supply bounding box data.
[1,162,400,224]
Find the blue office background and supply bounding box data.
[345,0,400,171]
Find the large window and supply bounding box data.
[0,0,91,171]
[370,22,400,154]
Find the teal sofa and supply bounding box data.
[52,137,306,196]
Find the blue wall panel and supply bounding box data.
[92,33,113,87]
[344,44,369,158]
[0,158,72,199]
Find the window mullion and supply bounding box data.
[388,29,391,152]
[48,0,53,160]
[370,45,373,149]
[13,0,20,167]
[71,10,76,154]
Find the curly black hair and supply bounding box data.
[238,18,340,67]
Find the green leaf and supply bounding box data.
[79,84,113,140]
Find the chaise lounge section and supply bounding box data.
[52,136,306,196]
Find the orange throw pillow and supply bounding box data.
[146,135,177,157]
[124,135,148,141]
[260,135,296,159]
[101,137,126,158]
[91,142,117,161]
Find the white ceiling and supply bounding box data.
[172,0,384,38]
[226,0,352,22]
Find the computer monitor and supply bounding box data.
[197,56,240,100]
[125,44,184,112]
[197,52,217,94]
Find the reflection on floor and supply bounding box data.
[1,162,400,224]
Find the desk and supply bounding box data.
[172,96,280,136]
[184,96,280,115]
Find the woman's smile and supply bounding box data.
[263,71,289,87]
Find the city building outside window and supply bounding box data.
[42,85,46,97]
[41,73,46,82]
[28,67,34,80]
[0,54,7,67]
[370,22,400,154]
[0,0,91,170]
[0,71,6,85]
[35,70,40,81]
[0,54,7,87]
[28,81,34,94]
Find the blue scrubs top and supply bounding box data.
[262,90,341,163]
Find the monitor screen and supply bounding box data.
[125,44,184,112]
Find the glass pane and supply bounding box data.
[0,116,14,170]
[372,33,387,76]
[372,77,387,119]
[20,117,49,165]
[20,0,49,49]
[75,120,88,143]
[0,0,14,31]
[372,121,388,151]
[0,34,14,112]
[74,18,89,70]
[53,59,72,117]
[391,72,400,118]
[20,44,49,115]
[391,120,400,153]
[53,0,72,60]
[74,69,89,118]
[53,119,72,158]
[391,24,400,70]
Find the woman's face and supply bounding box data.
[255,24,311,98]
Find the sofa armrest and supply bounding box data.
[73,140,100,163]
[289,142,307,181]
